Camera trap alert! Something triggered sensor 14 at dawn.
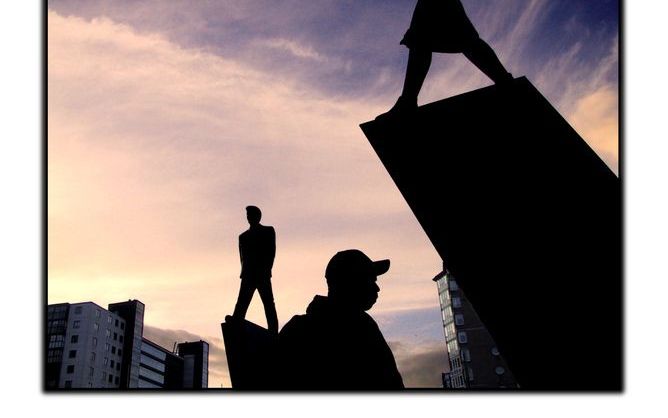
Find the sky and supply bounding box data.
[47,0,619,388]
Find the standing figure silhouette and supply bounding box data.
[232,206,279,334]
[385,0,513,116]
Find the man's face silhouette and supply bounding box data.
[357,274,381,311]
[246,210,261,226]
[334,272,380,312]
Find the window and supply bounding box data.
[452,297,462,308]
[449,280,459,291]
[116,363,121,371]
[48,334,65,349]
[110,360,115,368]
[105,343,110,352]
[92,337,97,347]
[119,335,124,343]
[457,331,468,344]
[461,348,471,362]
[89,352,96,362]
[495,366,506,376]
[455,314,465,326]
[73,320,80,329]
[103,357,108,366]
[467,367,475,381]
[118,348,122,357]
[106,329,111,338]
[47,349,63,363]
[114,376,119,385]
[93,323,99,332]
[140,354,166,372]
[111,346,116,354]
[120,322,125,330]
[74,306,82,314]
[446,322,457,339]
[115,319,119,327]
[102,371,107,382]
[68,350,77,359]
[113,332,118,341]
[66,365,74,374]
[89,367,95,378]
[70,335,78,344]
[107,316,112,324]
[64,380,72,388]
[108,374,113,383]
[47,319,67,334]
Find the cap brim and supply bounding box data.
[373,259,390,276]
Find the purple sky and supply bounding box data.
[48,0,618,387]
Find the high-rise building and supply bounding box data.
[46,302,128,389]
[46,299,209,389]
[108,300,144,388]
[434,270,519,389]
[178,341,209,389]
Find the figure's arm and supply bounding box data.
[239,236,244,276]
[269,227,276,269]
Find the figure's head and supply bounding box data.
[325,249,390,311]
[246,206,262,225]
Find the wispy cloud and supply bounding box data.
[256,38,327,62]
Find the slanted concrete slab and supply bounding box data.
[361,77,621,390]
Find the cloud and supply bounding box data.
[142,325,230,388]
[567,85,618,172]
[48,2,620,174]
[389,341,448,388]
[256,38,326,62]
[48,9,442,357]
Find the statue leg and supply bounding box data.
[257,280,279,333]
[232,279,256,320]
[401,47,432,104]
[463,38,513,84]
[380,47,431,117]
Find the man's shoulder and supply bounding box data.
[280,314,311,337]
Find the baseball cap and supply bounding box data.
[325,249,390,282]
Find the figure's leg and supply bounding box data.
[232,280,256,320]
[400,47,433,105]
[463,38,513,84]
[257,280,279,333]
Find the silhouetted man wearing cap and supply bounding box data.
[278,249,404,390]
[233,206,279,334]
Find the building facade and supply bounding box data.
[108,300,144,388]
[138,338,184,388]
[434,270,519,389]
[46,299,209,389]
[47,302,127,389]
[178,341,209,389]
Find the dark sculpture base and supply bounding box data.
[360,77,621,390]
[221,316,278,390]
